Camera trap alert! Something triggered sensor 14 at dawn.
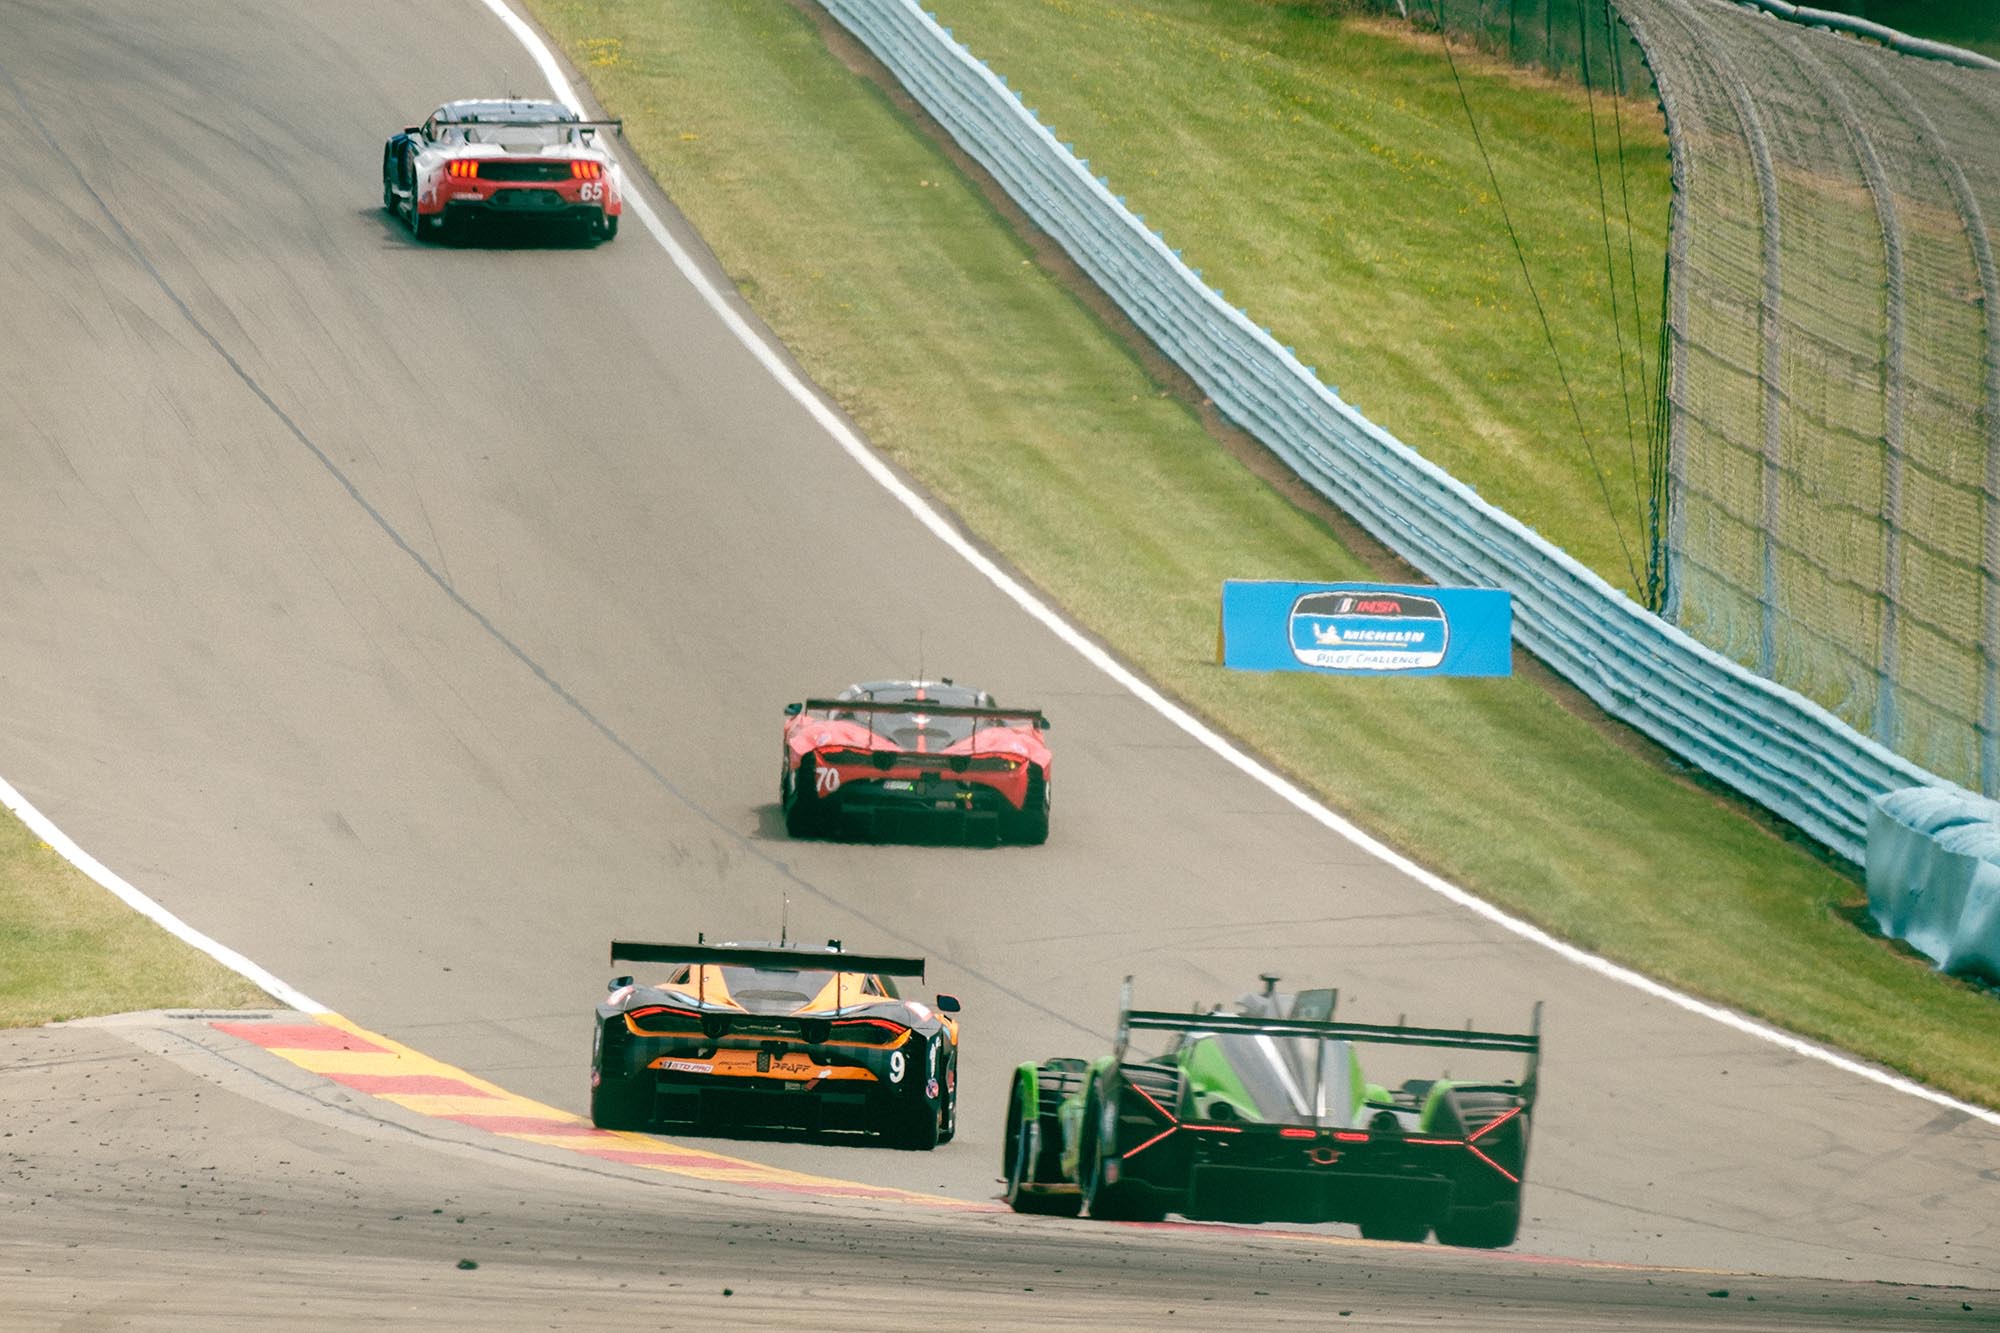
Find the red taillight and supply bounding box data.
[572,160,602,180]
[447,160,478,179]
[1279,1127,1317,1139]
[1333,1130,1371,1143]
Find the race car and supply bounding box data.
[381,98,622,242]
[590,939,961,1149]
[1003,976,1541,1247]
[781,680,1052,843]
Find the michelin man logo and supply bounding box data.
[1289,590,1448,671]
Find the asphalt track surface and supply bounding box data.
[0,0,1996,1323]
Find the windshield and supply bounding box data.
[447,122,579,148]
[662,964,898,1013]
[819,682,1030,748]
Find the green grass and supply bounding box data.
[0,805,268,1027]
[509,0,2000,1106]
[925,0,1672,598]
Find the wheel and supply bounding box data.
[1004,767,1050,845]
[381,157,396,212]
[884,1092,941,1151]
[882,1037,942,1150]
[589,1022,650,1130]
[1433,1200,1521,1249]
[1428,1090,1528,1249]
[1003,1064,1083,1216]
[783,759,830,837]
[1358,1211,1430,1243]
[1080,1074,1170,1222]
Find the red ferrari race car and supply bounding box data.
[381,98,622,243]
[781,680,1052,844]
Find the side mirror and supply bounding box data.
[1035,716,1051,731]
[935,993,961,1013]
[784,702,803,717]
[609,975,633,992]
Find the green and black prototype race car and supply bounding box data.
[1003,976,1541,1246]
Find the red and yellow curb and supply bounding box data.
[212,1012,988,1210]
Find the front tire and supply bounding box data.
[1004,1064,1084,1216]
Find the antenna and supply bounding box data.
[780,893,789,947]
[917,626,925,688]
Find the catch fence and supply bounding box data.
[1613,0,2000,796]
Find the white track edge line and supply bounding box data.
[0,773,324,1013]
[480,0,2000,1130]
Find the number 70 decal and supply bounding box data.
[815,766,841,794]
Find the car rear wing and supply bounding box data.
[433,117,623,130]
[610,940,926,978]
[792,698,1049,729]
[1117,981,1541,1100]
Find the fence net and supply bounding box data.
[1606,0,2000,796]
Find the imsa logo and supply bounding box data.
[1289,590,1448,671]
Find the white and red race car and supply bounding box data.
[382,98,622,243]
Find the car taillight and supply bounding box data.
[966,756,1024,772]
[572,160,602,180]
[447,160,479,178]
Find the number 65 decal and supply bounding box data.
[579,181,604,202]
[815,766,841,794]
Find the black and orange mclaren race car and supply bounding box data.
[1004,976,1541,1246]
[590,940,962,1149]
[781,680,1052,843]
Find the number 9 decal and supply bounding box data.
[889,1050,906,1083]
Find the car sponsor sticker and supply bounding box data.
[662,1059,713,1074]
[883,779,915,791]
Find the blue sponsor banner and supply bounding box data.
[1220,581,1512,677]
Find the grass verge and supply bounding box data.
[0,804,268,1026]
[520,0,2000,1106]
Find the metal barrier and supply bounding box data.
[815,0,1957,864]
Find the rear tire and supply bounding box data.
[590,1022,650,1131]
[1080,1075,1170,1223]
[1433,1200,1521,1249]
[883,1037,942,1150]
[885,1094,941,1151]
[1358,1211,1431,1243]
[1005,767,1050,845]
[1429,1090,1529,1249]
[783,760,830,838]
